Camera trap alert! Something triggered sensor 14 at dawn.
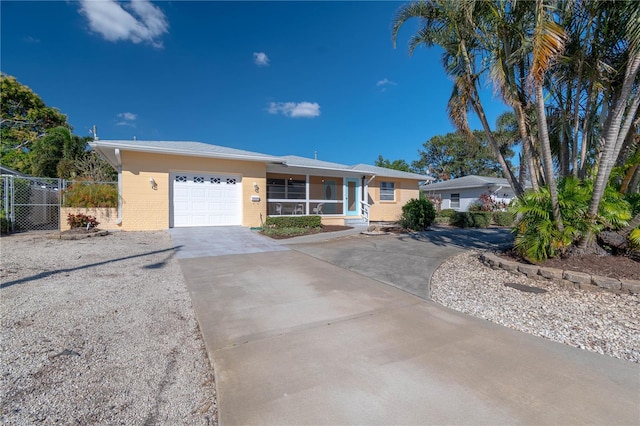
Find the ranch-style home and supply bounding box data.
[420,175,518,212]
[90,140,433,231]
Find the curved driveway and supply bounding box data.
[290,227,514,299]
[173,227,639,425]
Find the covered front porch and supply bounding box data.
[266,170,370,224]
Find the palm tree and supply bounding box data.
[579,1,640,250]
[392,0,523,196]
[529,0,567,232]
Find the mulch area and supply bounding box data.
[499,250,640,280]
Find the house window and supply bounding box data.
[380,182,395,201]
[450,193,460,208]
[267,178,305,199]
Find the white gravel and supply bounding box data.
[1,231,217,425]
[432,251,640,363]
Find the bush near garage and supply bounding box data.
[66,213,100,229]
[62,180,117,208]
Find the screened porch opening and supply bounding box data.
[267,174,345,216]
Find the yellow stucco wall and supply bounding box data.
[367,178,421,222]
[120,151,267,230]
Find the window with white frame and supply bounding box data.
[380,181,395,201]
[450,193,460,208]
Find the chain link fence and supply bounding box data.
[1,176,119,234]
[1,175,62,233]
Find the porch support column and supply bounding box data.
[305,174,310,215]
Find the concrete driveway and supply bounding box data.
[172,227,639,425]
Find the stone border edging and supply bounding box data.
[48,230,110,240]
[479,253,640,295]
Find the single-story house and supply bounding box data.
[89,140,433,231]
[420,175,518,212]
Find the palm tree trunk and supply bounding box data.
[578,84,594,179]
[620,213,640,237]
[535,84,564,232]
[580,54,640,250]
[515,104,539,192]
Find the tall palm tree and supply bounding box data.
[529,0,567,231]
[580,1,640,249]
[392,0,523,196]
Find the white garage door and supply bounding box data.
[171,172,242,227]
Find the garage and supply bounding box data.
[171,172,242,227]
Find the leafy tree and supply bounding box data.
[374,155,412,172]
[30,127,89,178]
[72,151,117,182]
[392,0,523,196]
[392,0,640,256]
[412,131,513,181]
[1,74,68,174]
[1,74,114,180]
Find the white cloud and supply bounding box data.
[23,36,40,43]
[253,52,270,67]
[78,0,168,48]
[376,78,397,92]
[376,78,397,87]
[116,112,137,126]
[268,102,320,118]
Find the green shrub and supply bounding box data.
[265,215,321,229]
[66,213,100,229]
[399,198,436,230]
[0,210,11,234]
[438,209,456,217]
[452,211,492,228]
[492,211,514,227]
[434,216,452,225]
[62,181,118,208]
[511,177,631,262]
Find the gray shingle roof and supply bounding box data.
[350,164,433,181]
[90,140,433,181]
[90,140,279,161]
[420,175,512,191]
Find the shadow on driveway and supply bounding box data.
[409,226,514,250]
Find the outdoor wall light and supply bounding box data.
[149,177,158,190]
[253,182,260,192]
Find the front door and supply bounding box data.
[345,178,360,216]
[323,180,336,214]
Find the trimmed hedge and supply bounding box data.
[265,215,321,229]
[492,211,514,227]
[452,211,492,228]
[438,208,457,218]
[434,216,452,225]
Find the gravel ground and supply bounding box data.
[432,251,640,363]
[4,231,638,424]
[0,231,217,425]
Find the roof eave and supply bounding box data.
[90,141,277,163]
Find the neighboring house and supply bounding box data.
[420,175,518,212]
[89,140,433,231]
[0,165,29,177]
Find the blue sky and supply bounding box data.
[2,0,507,167]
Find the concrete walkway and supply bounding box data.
[172,227,640,425]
